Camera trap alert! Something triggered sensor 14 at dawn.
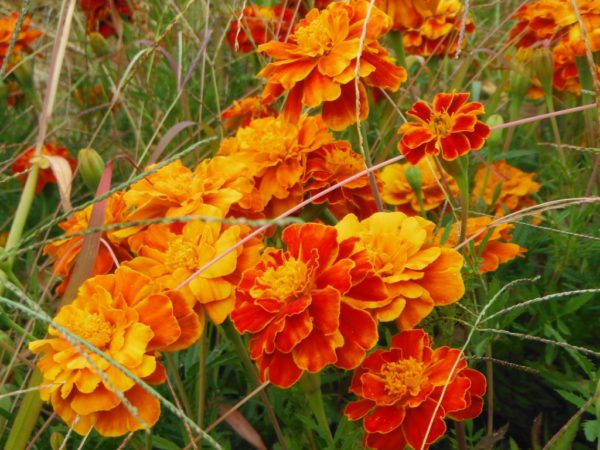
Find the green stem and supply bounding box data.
[165,353,193,419]
[544,95,567,167]
[299,372,334,448]
[197,327,207,428]
[220,321,289,450]
[4,370,43,450]
[388,31,407,70]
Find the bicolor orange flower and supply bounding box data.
[400,0,475,56]
[257,0,407,130]
[335,212,464,329]
[376,0,440,32]
[0,12,42,70]
[80,0,135,38]
[231,222,384,388]
[28,266,202,436]
[559,0,600,55]
[218,115,333,216]
[12,144,77,194]
[472,161,541,217]
[380,157,458,216]
[43,192,131,295]
[397,92,490,164]
[226,4,296,53]
[438,217,526,273]
[345,329,486,450]
[126,203,262,329]
[221,96,277,130]
[509,0,566,48]
[303,140,380,219]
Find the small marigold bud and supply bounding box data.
[485,114,504,147]
[50,432,64,450]
[88,31,111,57]
[78,147,105,191]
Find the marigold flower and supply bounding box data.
[79,0,135,38]
[380,157,458,216]
[335,212,464,329]
[345,329,486,450]
[0,12,42,69]
[126,203,262,328]
[231,222,385,388]
[221,96,277,130]
[12,144,77,194]
[28,266,199,436]
[303,140,380,219]
[509,0,566,49]
[437,216,526,273]
[218,115,333,216]
[43,192,131,295]
[376,0,440,32]
[472,161,541,217]
[399,0,475,56]
[226,4,296,53]
[397,92,490,164]
[257,0,407,130]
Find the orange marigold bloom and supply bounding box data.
[509,0,566,48]
[231,222,385,388]
[12,144,77,194]
[380,157,458,216]
[218,115,333,216]
[43,192,131,295]
[80,0,135,38]
[0,12,42,69]
[226,4,296,53]
[335,212,464,329]
[397,92,490,165]
[400,0,475,57]
[472,161,541,217]
[345,329,486,450]
[126,203,262,329]
[28,266,200,436]
[438,217,526,273]
[221,95,277,130]
[257,0,407,130]
[303,140,380,219]
[376,0,440,32]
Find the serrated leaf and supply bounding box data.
[583,419,600,442]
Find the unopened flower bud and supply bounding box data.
[89,32,111,57]
[78,148,105,192]
[485,114,504,147]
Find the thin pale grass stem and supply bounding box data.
[116,432,135,450]
[164,367,199,450]
[0,383,62,401]
[75,427,93,450]
[491,103,597,130]
[57,415,80,450]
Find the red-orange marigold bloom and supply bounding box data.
[376,0,440,32]
[397,92,490,164]
[472,161,541,217]
[380,157,458,216]
[335,212,464,330]
[345,329,486,450]
[257,0,407,131]
[226,4,296,53]
[79,0,135,38]
[28,267,198,436]
[400,0,475,57]
[0,12,42,69]
[438,217,526,273]
[43,192,131,295]
[221,95,277,130]
[218,115,333,216]
[12,144,76,194]
[303,140,380,219]
[231,222,384,388]
[509,0,566,49]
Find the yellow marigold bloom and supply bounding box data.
[126,204,262,328]
[472,161,541,217]
[218,115,333,216]
[400,0,475,56]
[28,267,200,436]
[336,212,465,330]
[380,157,458,216]
[438,217,526,273]
[43,192,131,295]
[303,140,381,219]
[0,12,42,70]
[257,0,407,130]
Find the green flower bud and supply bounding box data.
[78,148,106,192]
[485,114,504,147]
[50,432,64,450]
[89,32,111,57]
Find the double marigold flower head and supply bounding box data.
[29,267,203,436]
[345,329,486,450]
[0,12,42,70]
[398,92,491,164]
[257,0,407,130]
[79,0,135,38]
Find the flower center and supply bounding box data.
[326,149,364,176]
[381,358,427,397]
[237,119,297,161]
[253,258,309,300]
[165,237,199,271]
[429,112,453,137]
[63,309,114,349]
[295,13,334,55]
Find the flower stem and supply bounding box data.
[197,326,208,427]
[299,372,334,448]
